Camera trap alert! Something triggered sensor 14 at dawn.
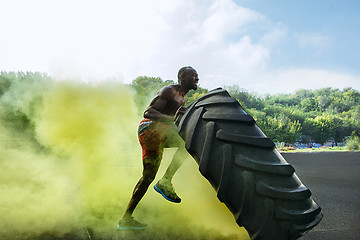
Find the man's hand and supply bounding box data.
[174,106,187,121]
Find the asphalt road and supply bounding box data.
[18,151,360,240]
[282,151,360,240]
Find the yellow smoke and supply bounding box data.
[0,76,249,239]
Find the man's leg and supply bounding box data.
[161,145,187,182]
[119,154,161,228]
[154,130,187,203]
[162,127,188,181]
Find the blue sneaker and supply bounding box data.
[154,180,181,203]
[117,217,147,230]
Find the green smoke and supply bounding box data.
[0,72,249,240]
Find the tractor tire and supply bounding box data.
[176,88,322,240]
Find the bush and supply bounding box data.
[346,135,360,151]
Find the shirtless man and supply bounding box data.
[118,66,199,229]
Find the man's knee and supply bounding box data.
[140,154,161,185]
[142,166,158,184]
[142,172,156,185]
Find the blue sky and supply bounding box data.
[1,0,359,94]
[238,0,360,74]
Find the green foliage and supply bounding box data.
[225,85,264,109]
[251,110,302,143]
[346,134,360,151]
[0,71,52,138]
[300,97,318,112]
[0,71,16,96]
[295,89,314,99]
[130,76,175,112]
[185,86,208,106]
[303,114,338,144]
[317,95,331,111]
[228,86,360,144]
[265,93,298,107]
[131,76,172,95]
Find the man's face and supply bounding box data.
[182,69,199,90]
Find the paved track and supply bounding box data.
[282,151,360,240]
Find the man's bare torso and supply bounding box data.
[144,85,185,120]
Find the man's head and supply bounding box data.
[178,66,199,90]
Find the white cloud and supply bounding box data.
[139,0,273,88]
[200,0,263,43]
[1,0,358,95]
[296,32,335,52]
[1,0,275,83]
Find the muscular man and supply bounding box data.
[118,66,199,229]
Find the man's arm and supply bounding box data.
[143,86,175,122]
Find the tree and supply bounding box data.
[265,93,297,107]
[303,114,337,144]
[313,87,333,97]
[317,95,331,112]
[0,72,52,137]
[0,71,16,96]
[295,89,314,100]
[185,86,208,106]
[300,97,318,112]
[226,85,265,110]
[130,76,175,111]
[266,115,302,143]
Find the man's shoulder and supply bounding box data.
[160,84,179,91]
[158,84,180,97]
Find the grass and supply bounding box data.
[278,146,350,152]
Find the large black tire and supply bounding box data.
[176,88,322,240]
